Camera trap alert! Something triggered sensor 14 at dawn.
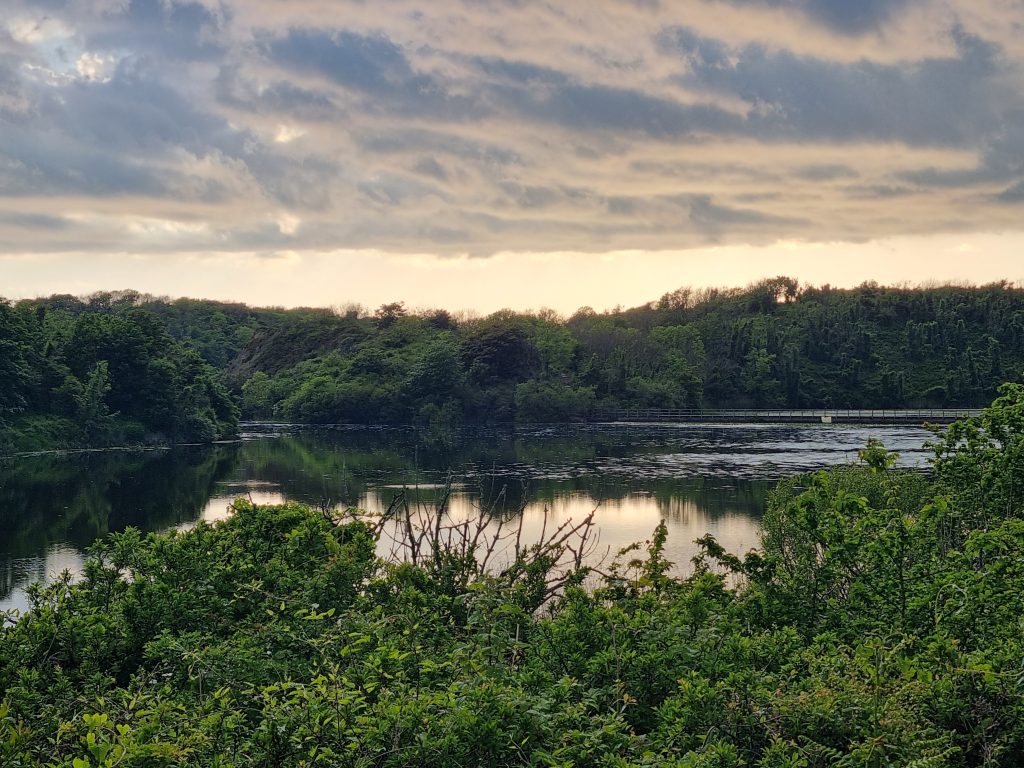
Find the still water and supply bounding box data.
[0,422,935,614]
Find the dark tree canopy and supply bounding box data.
[0,301,238,452]
[10,279,1024,435]
[215,280,1024,424]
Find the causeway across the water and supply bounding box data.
[599,408,983,425]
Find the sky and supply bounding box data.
[1,0,1023,313]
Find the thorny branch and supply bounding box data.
[329,473,605,608]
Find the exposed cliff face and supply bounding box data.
[225,316,370,383]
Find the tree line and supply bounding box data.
[5,278,1024,448]
[228,278,1024,423]
[0,298,238,452]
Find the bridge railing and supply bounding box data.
[591,408,984,423]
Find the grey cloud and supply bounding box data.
[412,156,449,181]
[995,181,1024,202]
[606,192,804,236]
[358,128,522,167]
[497,181,564,209]
[267,30,415,93]
[898,111,1024,191]
[357,173,449,207]
[630,160,782,183]
[0,124,172,197]
[734,192,783,203]
[803,0,917,34]
[0,62,31,120]
[472,56,571,86]
[0,211,71,229]
[0,64,256,200]
[606,196,639,216]
[898,166,993,188]
[52,66,243,157]
[264,29,482,119]
[244,152,341,210]
[794,164,860,181]
[662,25,1009,146]
[0,27,30,60]
[87,0,227,61]
[844,184,919,199]
[215,65,342,120]
[499,182,594,210]
[497,78,739,138]
[460,52,740,138]
[414,224,472,245]
[0,48,349,210]
[728,0,919,35]
[684,194,805,229]
[0,0,1022,256]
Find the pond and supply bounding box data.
[0,422,936,614]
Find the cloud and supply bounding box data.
[995,181,1024,203]
[263,29,482,119]
[87,0,228,61]
[0,64,251,200]
[729,0,920,35]
[0,0,1022,260]
[660,24,1008,145]
[0,211,71,230]
[215,65,342,121]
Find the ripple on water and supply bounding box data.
[1,422,939,613]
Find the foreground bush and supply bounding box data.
[5,388,1024,766]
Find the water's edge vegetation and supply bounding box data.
[0,301,238,453]
[4,279,1024,452]
[3,387,1024,766]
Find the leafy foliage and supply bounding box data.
[15,280,1024,428]
[4,392,1024,765]
[0,300,238,452]
[218,280,1024,423]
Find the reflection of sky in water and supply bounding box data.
[360,490,762,574]
[185,488,288,529]
[1,546,84,616]
[457,425,934,481]
[1,423,935,615]
[187,488,760,576]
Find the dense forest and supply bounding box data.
[4,278,1024,449]
[4,387,1024,766]
[0,298,238,452]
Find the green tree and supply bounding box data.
[79,361,115,441]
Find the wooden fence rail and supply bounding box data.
[591,408,983,425]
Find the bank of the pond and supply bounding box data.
[2,386,1024,765]
[0,421,935,615]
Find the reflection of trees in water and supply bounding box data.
[649,478,770,518]
[0,559,35,604]
[231,430,773,521]
[314,473,768,534]
[232,436,409,508]
[498,477,770,520]
[0,446,240,559]
[2,426,775,604]
[0,547,81,608]
[241,424,680,480]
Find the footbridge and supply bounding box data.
[597,408,982,425]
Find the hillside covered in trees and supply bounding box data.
[4,279,1024,447]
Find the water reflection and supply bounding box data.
[195,484,766,575]
[1,423,934,613]
[1,446,239,612]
